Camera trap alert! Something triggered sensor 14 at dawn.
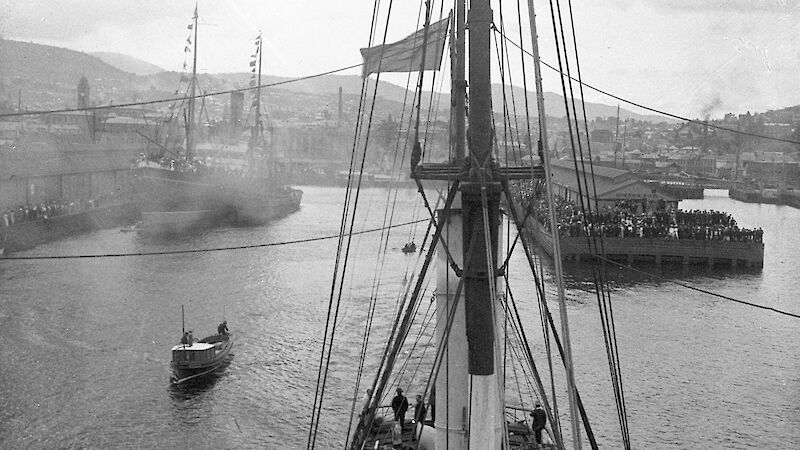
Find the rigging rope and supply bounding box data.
[503,181,599,449]
[547,0,631,445]
[0,219,426,260]
[308,1,389,445]
[491,30,800,146]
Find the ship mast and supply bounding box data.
[433,0,504,447]
[452,0,466,164]
[255,32,263,143]
[186,3,199,162]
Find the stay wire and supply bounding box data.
[564,0,631,444]
[352,181,460,449]
[347,2,430,433]
[309,2,387,447]
[0,219,425,261]
[503,181,598,449]
[548,0,629,444]
[593,254,800,319]
[491,30,800,146]
[0,63,363,119]
[548,0,630,444]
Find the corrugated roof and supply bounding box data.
[551,159,631,181]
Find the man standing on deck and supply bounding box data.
[531,402,547,444]
[391,388,409,427]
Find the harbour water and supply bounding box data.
[0,187,797,448]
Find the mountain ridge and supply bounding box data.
[0,38,684,122]
[91,52,165,76]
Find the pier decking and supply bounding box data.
[522,216,764,268]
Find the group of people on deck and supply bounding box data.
[386,387,547,444]
[177,321,228,346]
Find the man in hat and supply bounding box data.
[391,388,409,427]
[218,320,229,336]
[531,401,547,444]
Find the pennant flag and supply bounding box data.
[188,24,193,30]
[187,37,192,44]
[360,14,450,77]
[249,61,257,67]
[251,68,256,73]
[183,62,188,70]
[184,46,190,52]
[250,53,257,58]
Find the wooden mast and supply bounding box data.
[452,0,467,164]
[463,0,503,447]
[255,33,263,144]
[186,3,199,162]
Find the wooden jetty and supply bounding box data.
[521,215,764,269]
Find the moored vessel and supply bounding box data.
[132,5,301,233]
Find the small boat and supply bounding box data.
[119,221,141,233]
[170,306,233,385]
[401,241,416,253]
[170,332,233,385]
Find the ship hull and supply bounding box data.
[132,165,302,232]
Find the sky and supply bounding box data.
[1,0,799,119]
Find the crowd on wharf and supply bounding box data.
[516,190,763,242]
[1,196,115,227]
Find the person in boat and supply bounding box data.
[390,388,409,427]
[217,320,229,336]
[531,401,547,444]
[187,330,193,344]
[180,332,189,345]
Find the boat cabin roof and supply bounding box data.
[171,342,215,351]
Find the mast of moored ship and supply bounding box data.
[255,32,263,146]
[525,0,582,447]
[186,3,199,162]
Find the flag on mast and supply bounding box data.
[360,14,450,77]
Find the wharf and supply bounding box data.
[0,203,139,254]
[520,212,764,269]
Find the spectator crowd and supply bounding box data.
[516,190,763,243]
[2,196,111,227]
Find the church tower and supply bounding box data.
[77,76,90,109]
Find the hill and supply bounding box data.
[208,72,672,122]
[91,52,165,76]
[0,39,134,86]
[0,38,674,123]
